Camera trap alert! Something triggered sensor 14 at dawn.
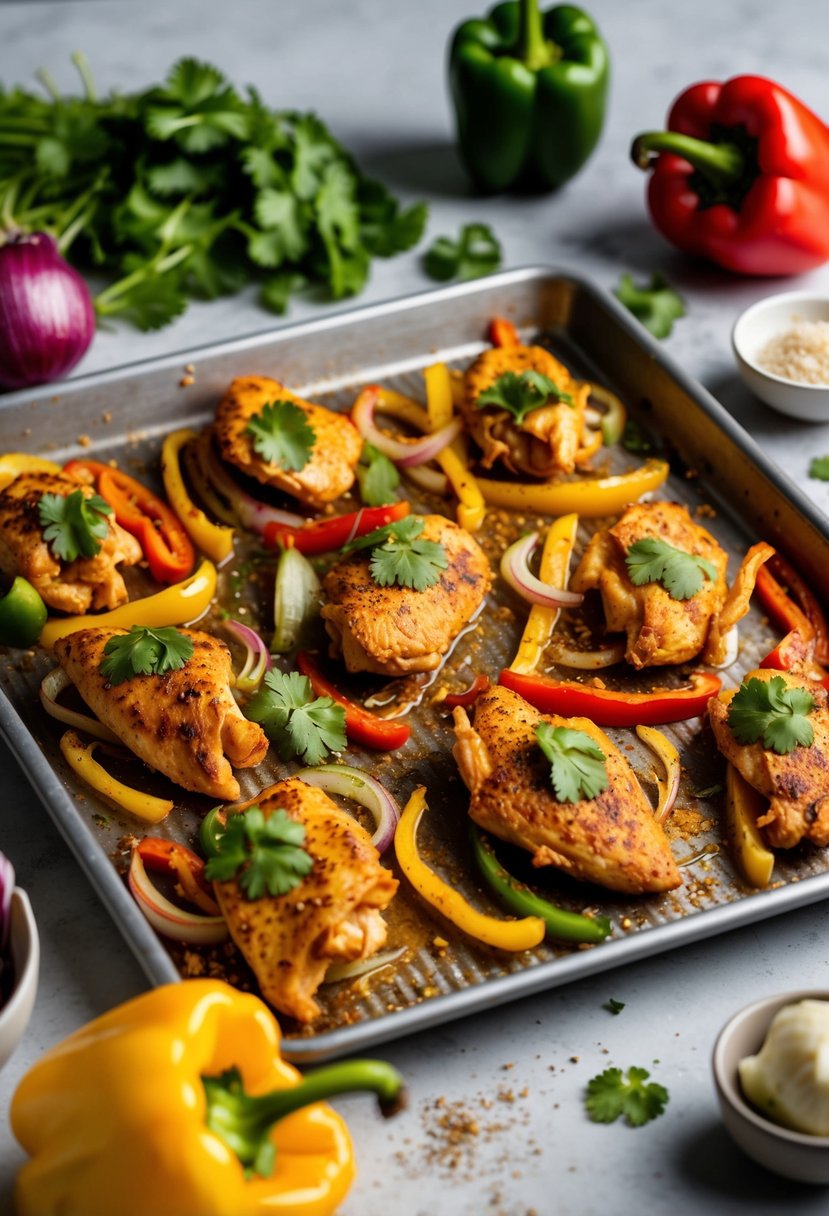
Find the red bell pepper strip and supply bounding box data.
[631,76,829,276]
[135,837,218,914]
[64,459,195,584]
[488,317,520,348]
[441,675,491,709]
[754,554,829,666]
[264,501,410,555]
[296,651,411,750]
[499,668,721,726]
[759,629,829,690]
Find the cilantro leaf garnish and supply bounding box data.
[245,400,315,471]
[809,456,829,482]
[422,222,501,282]
[245,669,346,765]
[356,442,400,507]
[536,723,608,803]
[625,537,718,601]
[614,273,686,340]
[586,1066,669,1127]
[728,674,815,755]
[604,998,626,1015]
[100,626,195,685]
[204,805,313,900]
[344,515,448,592]
[38,489,113,563]
[477,370,573,424]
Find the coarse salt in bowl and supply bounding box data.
[732,293,829,422]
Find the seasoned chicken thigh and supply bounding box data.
[213,778,398,1022]
[570,501,772,668]
[0,471,142,615]
[461,344,591,477]
[213,375,362,508]
[321,514,491,675]
[453,685,681,894]
[53,627,268,800]
[709,668,829,849]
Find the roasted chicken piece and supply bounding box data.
[213,778,398,1022]
[453,685,681,894]
[0,471,142,615]
[709,668,829,849]
[321,514,491,676]
[213,374,362,508]
[53,627,268,800]
[570,501,772,668]
[461,344,591,477]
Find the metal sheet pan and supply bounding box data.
[3,266,829,1063]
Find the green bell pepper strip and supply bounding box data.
[470,825,612,943]
[200,806,226,859]
[449,0,610,192]
[0,576,47,647]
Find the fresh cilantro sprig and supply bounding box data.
[357,442,400,507]
[204,805,313,899]
[604,998,626,1015]
[614,273,686,340]
[423,223,501,282]
[245,669,346,765]
[38,489,113,563]
[625,538,717,601]
[100,626,194,685]
[585,1066,669,1127]
[728,674,815,755]
[344,515,448,592]
[809,456,829,482]
[245,400,315,471]
[477,370,573,424]
[536,723,608,803]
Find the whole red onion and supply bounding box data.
[0,231,95,391]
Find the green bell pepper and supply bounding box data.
[0,576,47,647]
[449,0,610,193]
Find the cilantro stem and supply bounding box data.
[34,68,62,103]
[71,50,97,103]
[95,243,193,312]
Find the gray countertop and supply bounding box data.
[3,2,829,1213]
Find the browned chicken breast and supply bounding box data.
[461,344,591,477]
[709,668,829,849]
[570,501,772,668]
[453,685,681,894]
[213,375,362,508]
[321,514,491,676]
[213,778,398,1022]
[54,627,268,800]
[0,471,142,615]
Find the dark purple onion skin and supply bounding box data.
[0,231,96,391]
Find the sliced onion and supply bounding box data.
[352,387,461,468]
[0,849,14,955]
[272,545,321,653]
[585,384,627,446]
[202,434,304,535]
[500,533,585,609]
[402,463,450,495]
[709,626,740,670]
[548,638,626,670]
[128,849,228,945]
[294,764,401,853]
[325,946,407,984]
[224,620,272,693]
[40,668,119,743]
[636,726,681,824]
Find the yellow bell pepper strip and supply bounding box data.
[395,786,545,951]
[635,725,681,823]
[510,512,578,674]
[161,428,234,563]
[0,451,62,492]
[725,761,775,888]
[424,362,486,532]
[11,979,406,1216]
[478,458,670,517]
[58,729,174,823]
[39,558,217,647]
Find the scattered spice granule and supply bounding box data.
[77,434,91,447]
[757,318,829,385]
[101,410,112,423]
[695,503,717,519]
[185,363,195,374]
[180,374,195,388]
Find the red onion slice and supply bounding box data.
[501,533,585,609]
[294,764,401,853]
[223,620,272,692]
[548,639,626,670]
[352,387,461,468]
[128,849,228,945]
[40,668,120,742]
[202,438,304,534]
[0,850,14,955]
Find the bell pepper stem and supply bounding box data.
[631,131,744,190]
[203,1061,406,1178]
[515,0,556,70]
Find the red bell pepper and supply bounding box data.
[754,554,829,665]
[499,668,721,726]
[488,317,520,348]
[136,837,218,915]
[64,459,195,584]
[441,674,490,709]
[296,651,411,750]
[264,501,410,555]
[631,76,829,275]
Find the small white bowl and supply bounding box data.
[0,889,39,1070]
[713,989,829,1184]
[732,292,829,421]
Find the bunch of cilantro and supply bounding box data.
[0,55,427,329]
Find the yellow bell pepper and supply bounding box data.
[0,451,62,492]
[11,979,405,1216]
[424,362,486,533]
[635,725,681,824]
[725,762,775,888]
[39,558,217,647]
[510,512,578,674]
[58,729,174,823]
[395,787,546,951]
[477,458,670,517]
[161,428,235,562]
